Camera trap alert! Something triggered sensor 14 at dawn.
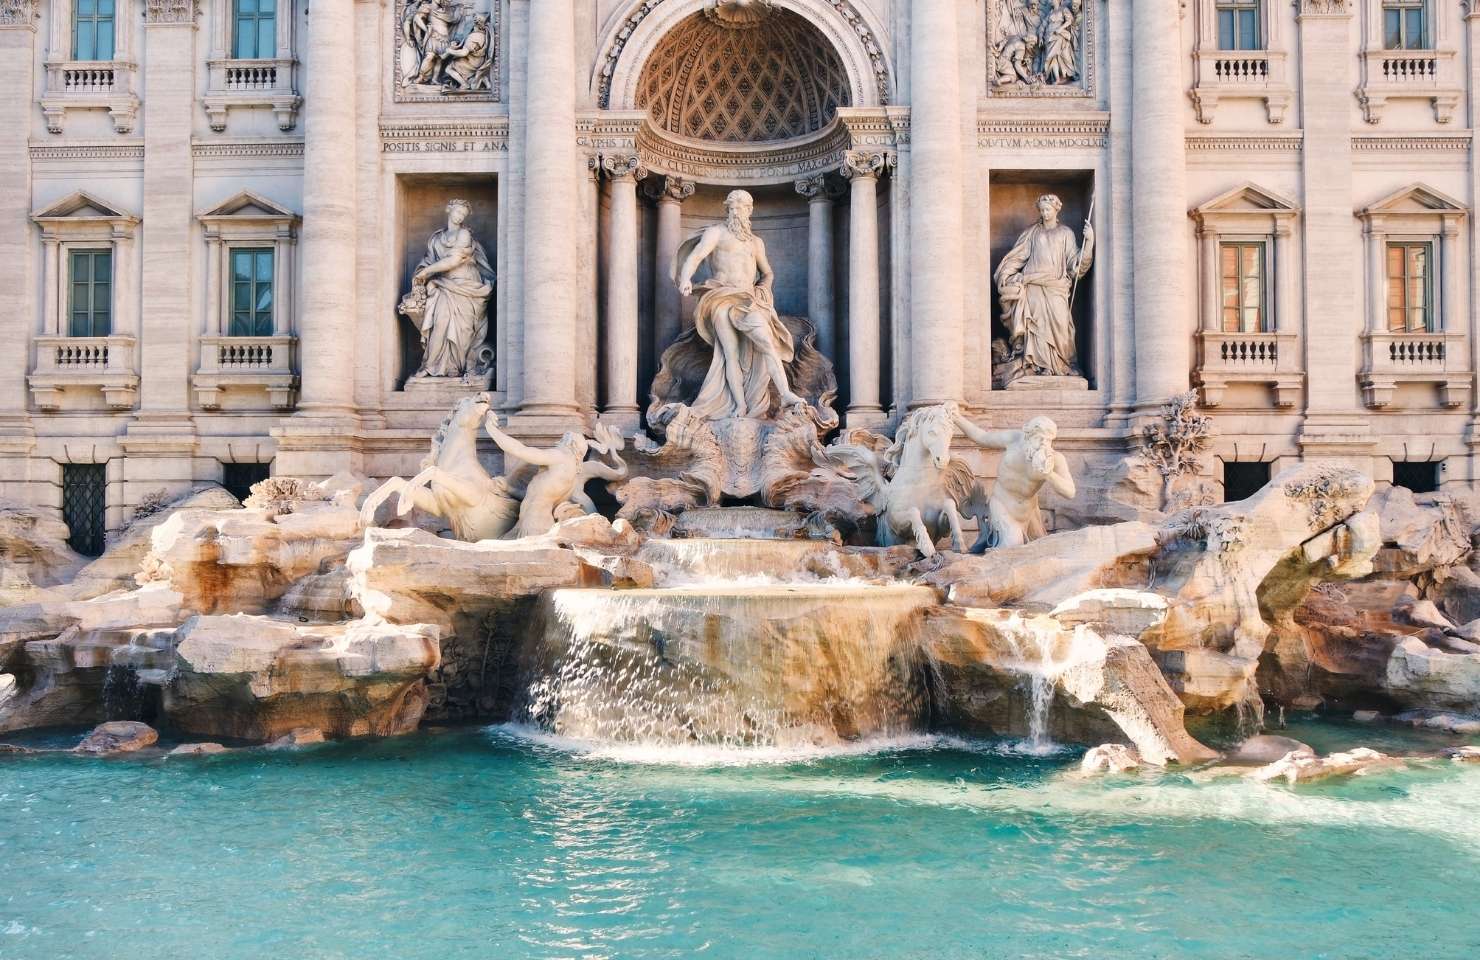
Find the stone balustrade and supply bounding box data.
[40,59,138,133]
[1194,331,1302,408]
[194,335,298,410]
[204,56,301,131]
[28,335,139,410]
[1360,331,1469,409]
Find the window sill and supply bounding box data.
[1359,331,1470,408]
[1190,49,1291,124]
[194,334,298,409]
[1358,48,1461,124]
[204,57,301,132]
[29,335,139,410]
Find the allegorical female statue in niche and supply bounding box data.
[402,198,495,380]
[993,193,1093,380]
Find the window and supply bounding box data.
[229,248,274,337]
[71,0,116,61]
[1392,460,1441,494]
[1216,0,1262,51]
[1220,241,1267,333]
[1386,242,1434,333]
[69,249,112,337]
[63,463,107,557]
[233,0,277,59]
[222,462,271,503]
[1223,461,1271,502]
[1384,0,1431,51]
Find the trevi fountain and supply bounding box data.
[3,1,1480,958]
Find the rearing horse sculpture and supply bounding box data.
[823,404,977,558]
[359,394,628,541]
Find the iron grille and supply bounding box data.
[63,463,108,557]
[222,462,271,503]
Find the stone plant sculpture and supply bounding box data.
[360,394,627,541]
[949,404,1075,550]
[822,405,977,558]
[1138,390,1214,511]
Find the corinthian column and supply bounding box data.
[601,154,646,431]
[296,0,357,417]
[795,174,837,363]
[1130,0,1190,407]
[0,2,37,469]
[650,176,695,354]
[843,152,890,426]
[520,0,579,424]
[909,0,965,406]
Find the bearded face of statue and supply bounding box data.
[725,192,755,241]
[1023,419,1057,475]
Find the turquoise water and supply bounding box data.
[3,723,1479,960]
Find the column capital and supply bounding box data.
[795,174,828,199]
[0,0,38,28]
[600,153,648,182]
[143,0,200,25]
[644,175,695,204]
[842,149,893,182]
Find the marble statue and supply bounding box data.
[359,395,627,541]
[359,394,517,542]
[399,0,494,92]
[401,199,495,381]
[672,189,807,420]
[482,414,628,539]
[993,193,1093,381]
[824,405,977,558]
[992,0,1083,88]
[949,405,1075,551]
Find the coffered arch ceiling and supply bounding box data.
[635,9,852,143]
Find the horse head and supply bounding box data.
[892,405,955,471]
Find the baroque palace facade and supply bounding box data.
[0,0,1478,552]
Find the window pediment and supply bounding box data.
[198,190,300,227]
[32,191,139,235]
[1360,183,1466,218]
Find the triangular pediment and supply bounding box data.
[198,191,299,221]
[1361,183,1467,217]
[1191,182,1298,217]
[32,191,136,223]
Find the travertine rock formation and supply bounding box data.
[0,499,86,605]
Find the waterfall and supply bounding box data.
[994,614,1103,752]
[520,583,937,750]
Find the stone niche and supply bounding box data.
[632,178,887,414]
[989,169,1096,388]
[394,175,499,388]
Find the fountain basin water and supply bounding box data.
[525,583,938,746]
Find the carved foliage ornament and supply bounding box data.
[841,149,892,180]
[144,0,199,23]
[989,0,1089,96]
[1300,0,1350,14]
[0,0,37,27]
[394,0,500,101]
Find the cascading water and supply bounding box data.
[993,613,1104,751]
[520,580,938,749]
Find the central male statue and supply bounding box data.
[672,189,806,420]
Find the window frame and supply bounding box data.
[67,247,114,338]
[227,246,276,338]
[1382,0,1432,52]
[1215,0,1263,52]
[1385,240,1436,333]
[1218,239,1271,334]
[231,0,278,60]
[71,0,117,62]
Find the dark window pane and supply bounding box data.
[76,22,94,60]
[1385,10,1402,49]
[1239,10,1258,50]
[259,20,275,58]
[1218,10,1234,50]
[96,22,114,60]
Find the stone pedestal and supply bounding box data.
[1006,376,1090,393]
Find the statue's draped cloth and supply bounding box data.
[994,223,1087,377]
[686,280,796,420]
[416,229,494,377]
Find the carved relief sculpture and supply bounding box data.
[671,189,807,419]
[993,193,1093,382]
[949,406,1076,552]
[401,199,495,381]
[991,0,1083,89]
[399,0,494,93]
[0,0,38,27]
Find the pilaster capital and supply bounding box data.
[0,0,38,28]
[600,153,648,182]
[841,150,893,182]
[143,0,200,25]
